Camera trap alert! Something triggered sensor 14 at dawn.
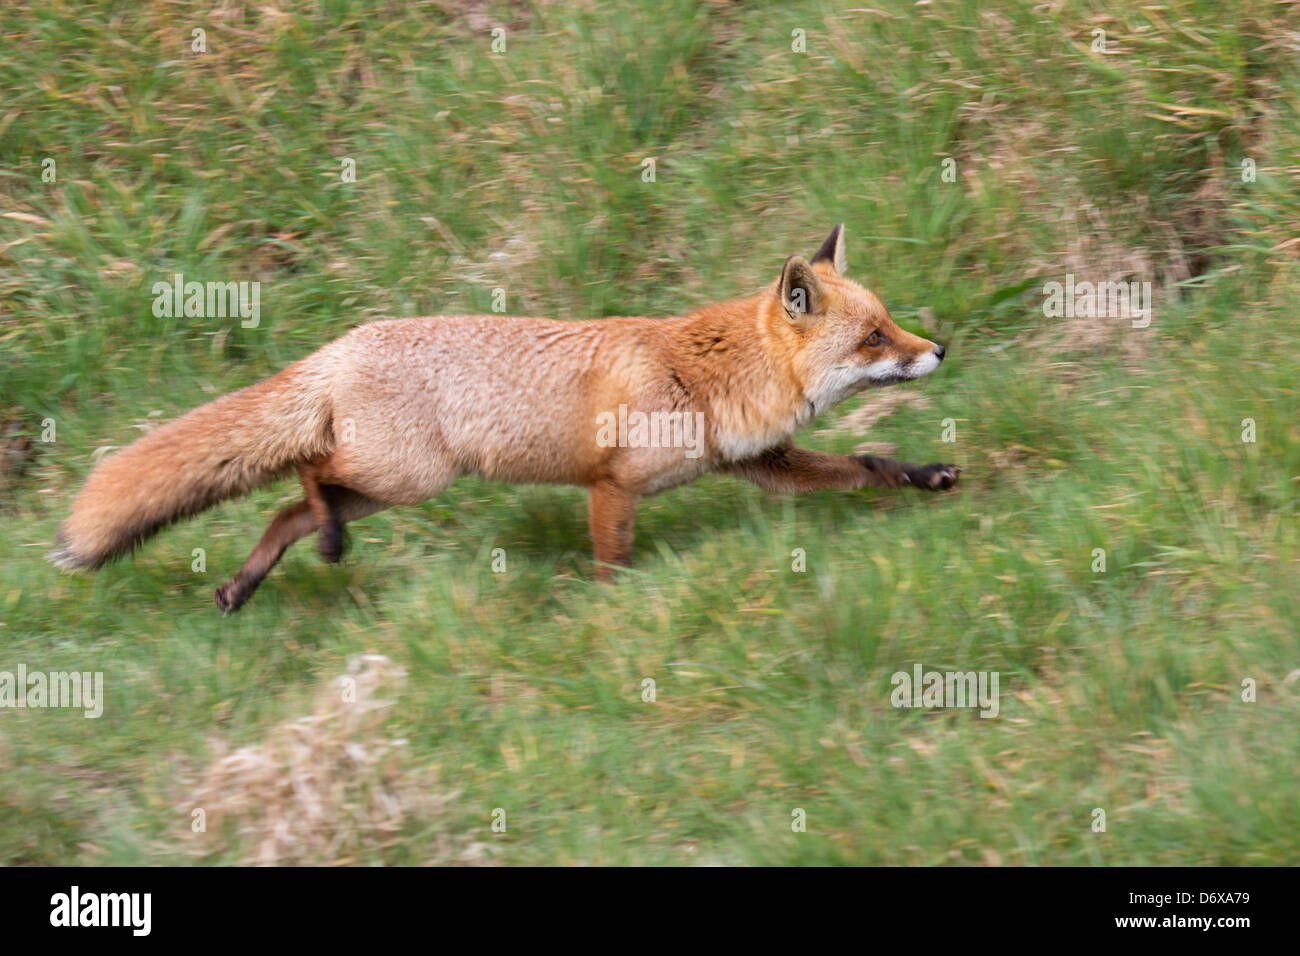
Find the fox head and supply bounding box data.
[773,225,946,411]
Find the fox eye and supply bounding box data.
[864,331,882,348]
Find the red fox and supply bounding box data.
[53,225,959,611]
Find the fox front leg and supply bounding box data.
[725,444,960,493]
[855,455,961,491]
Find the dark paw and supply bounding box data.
[907,464,962,490]
[214,581,247,614]
[855,454,910,489]
[318,521,346,564]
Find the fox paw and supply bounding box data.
[214,581,248,614]
[907,464,962,490]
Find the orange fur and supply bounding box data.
[54,348,341,570]
[53,226,958,610]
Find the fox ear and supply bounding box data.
[778,255,826,325]
[810,223,847,275]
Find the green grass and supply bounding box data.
[0,0,1297,864]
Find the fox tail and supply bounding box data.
[51,353,337,570]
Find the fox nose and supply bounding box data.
[934,344,946,361]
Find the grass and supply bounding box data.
[0,0,1297,864]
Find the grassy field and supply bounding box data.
[1,0,1297,865]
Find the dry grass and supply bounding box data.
[187,655,485,865]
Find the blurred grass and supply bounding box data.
[0,0,1297,864]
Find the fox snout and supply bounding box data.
[864,336,946,387]
[909,340,946,377]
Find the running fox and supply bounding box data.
[53,225,959,611]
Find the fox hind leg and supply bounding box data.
[214,500,318,613]
[316,484,348,564]
[297,462,388,564]
[214,478,387,613]
[317,485,386,564]
[297,463,343,563]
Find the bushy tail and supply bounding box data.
[52,352,338,570]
